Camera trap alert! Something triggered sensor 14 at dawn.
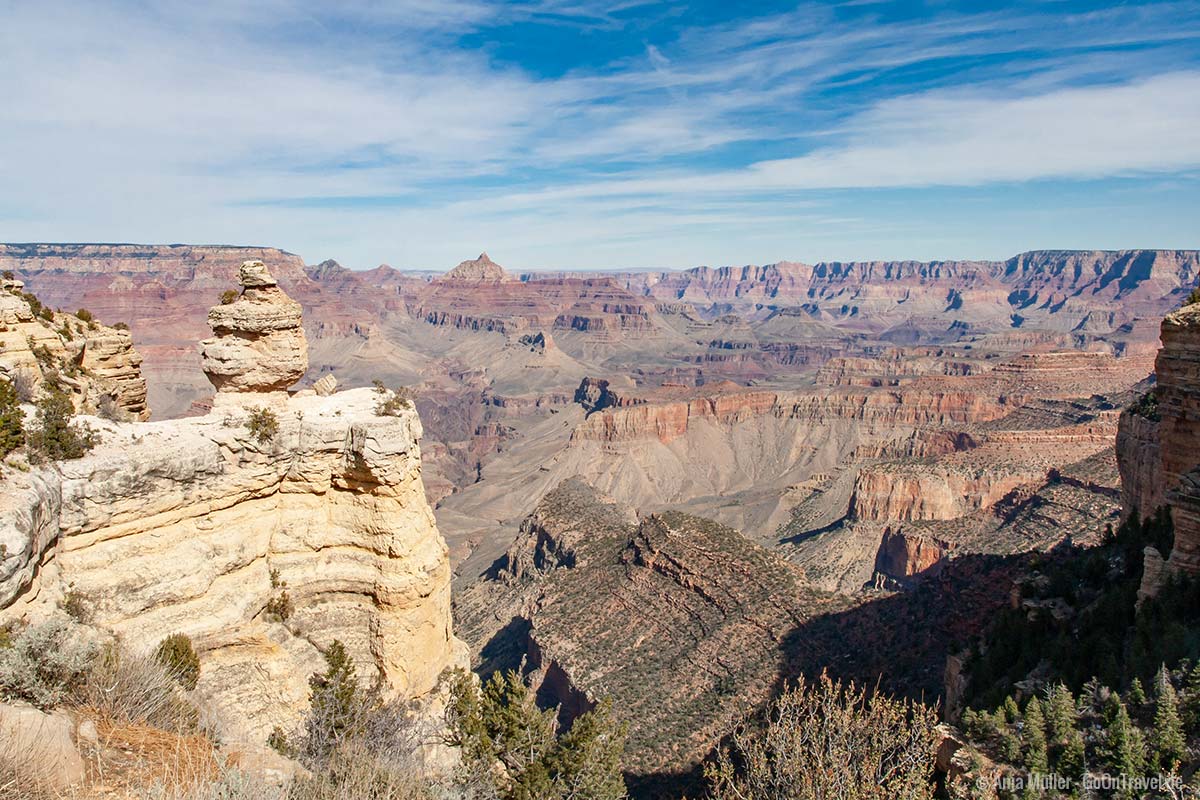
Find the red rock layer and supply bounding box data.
[1156,305,1200,573]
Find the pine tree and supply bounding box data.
[1101,695,1146,790]
[449,668,596,800]
[305,639,362,759]
[1058,727,1087,786]
[1127,677,1147,707]
[1023,696,1049,776]
[1183,662,1200,734]
[0,379,24,457]
[1046,685,1076,748]
[1003,695,1020,724]
[547,698,628,800]
[999,726,1022,763]
[1151,665,1186,772]
[26,383,92,462]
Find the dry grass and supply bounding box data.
[82,716,219,798]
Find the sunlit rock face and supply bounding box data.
[200,261,308,395]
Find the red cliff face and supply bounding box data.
[1116,408,1162,520]
[874,530,948,580]
[620,250,1199,323]
[1156,304,1200,573]
[569,384,1013,445]
[1117,301,1200,582]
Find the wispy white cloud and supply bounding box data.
[1,1,1199,268]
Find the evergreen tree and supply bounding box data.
[1046,685,1076,748]
[1183,662,1200,733]
[999,726,1022,763]
[447,668,628,800]
[1023,696,1049,776]
[0,379,24,457]
[1003,695,1020,724]
[547,698,627,800]
[1101,695,1146,792]
[1151,665,1186,772]
[26,383,92,462]
[1058,727,1087,787]
[1127,677,1146,707]
[305,640,363,759]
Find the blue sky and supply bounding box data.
[2,0,1199,270]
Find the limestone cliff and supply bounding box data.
[0,261,467,744]
[0,276,148,420]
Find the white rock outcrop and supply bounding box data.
[0,263,467,744]
[0,279,148,420]
[200,261,308,395]
[0,389,467,740]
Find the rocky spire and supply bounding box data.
[200,260,308,394]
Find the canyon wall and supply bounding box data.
[0,262,467,744]
[1118,301,1200,584]
[1157,304,1200,573]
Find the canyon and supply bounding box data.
[2,241,1195,784]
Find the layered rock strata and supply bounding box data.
[0,278,148,419]
[200,261,308,395]
[0,264,466,743]
[1118,302,1200,577]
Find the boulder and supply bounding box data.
[223,742,310,787]
[312,374,337,397]
[0,703,85,790]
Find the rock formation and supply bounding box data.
[440,252,509,282]
[200,261,308,395]
[1117,300,1200,582]
[0,277,148,420]
[0,265,467,743]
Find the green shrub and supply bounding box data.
[265,590,294,622]
[27,384,95,462]
[1128,389,1160,422]
[219,289,239,305]
[39,306,53,322]
[20,292,44,317]
[74,309,93,323]
[154,633,201,691]
[0,379,25,457]
[375,385,416,416]
[113,321,130,331]
[0,617,97,708]
[245,407,279,444]
[1186,287,1200,307]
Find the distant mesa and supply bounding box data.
[440,252,510,282]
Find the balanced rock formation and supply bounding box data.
[200,261,308,395]
[0,270,467,743]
